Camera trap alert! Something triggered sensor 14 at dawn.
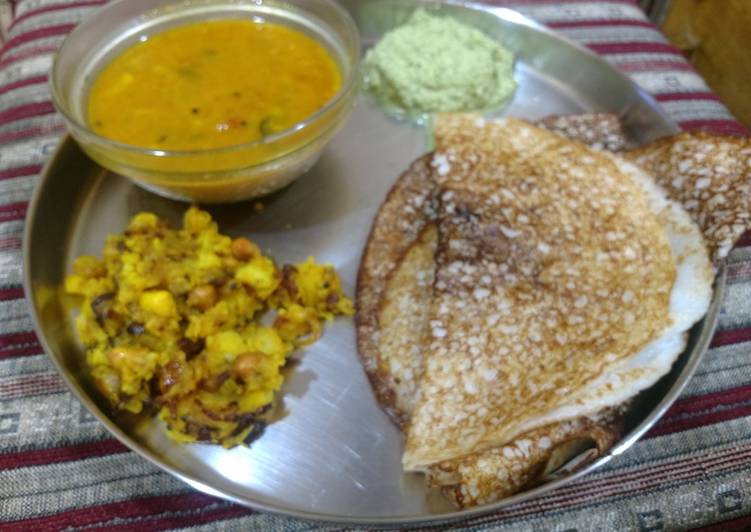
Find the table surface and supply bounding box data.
[1,1,750,530]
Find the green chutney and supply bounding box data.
[362,9,517,114]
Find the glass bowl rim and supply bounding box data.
[49,0,362,158]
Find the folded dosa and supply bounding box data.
[356,119,632,505]
[402,115,712,470]
[356,113,717,507]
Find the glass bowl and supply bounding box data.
[50,0,361,203]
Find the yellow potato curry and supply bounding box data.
[65,207,353,447]
[87,19,341,151]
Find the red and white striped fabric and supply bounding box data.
[1,1,750,530]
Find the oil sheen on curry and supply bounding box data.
[87,19,341,151]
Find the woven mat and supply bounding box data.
[1,0,750,530]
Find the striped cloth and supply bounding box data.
[1,0,750,530]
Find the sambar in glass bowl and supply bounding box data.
[50,0,361,203]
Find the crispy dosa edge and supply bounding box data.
[626,131,751,263]
[430,408,624,507]
[355,154,436,428]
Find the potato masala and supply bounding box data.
[65,207,353,447]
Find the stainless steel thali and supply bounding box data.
[24,0,725,525]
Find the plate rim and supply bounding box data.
[23,3,720,526]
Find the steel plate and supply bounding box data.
[24,0,725,525]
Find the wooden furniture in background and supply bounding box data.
[662,0,751,128]
[0,1,12,45]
